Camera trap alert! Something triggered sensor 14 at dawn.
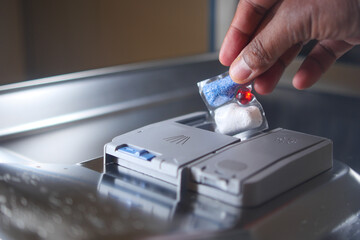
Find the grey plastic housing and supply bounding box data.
[104,112,239,184]
[104,112,333,207]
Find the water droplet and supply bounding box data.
[31,174,39,180]
[11,176,21,183]
[87,193,96,202]
[3,174,10,182]
[20,197,28,206]
[15,219,25,229]
[21,173,31,184]
[65,197,73,205]
[52,214,62,224]
[40,186,48,194]
[70,225,84,237]
[88,215,105,228]
[1,205,12,217]
[30,179,37,186]
[49,196,62,207]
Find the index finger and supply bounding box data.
[219,0,280,66]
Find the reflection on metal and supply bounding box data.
[98,164,241,229]
[0,88,194,138]
[98,166,241,231]
[0,162,168,239]
[0,53,220,92]
[95,160,360,240]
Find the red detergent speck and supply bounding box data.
[236,89,254,105]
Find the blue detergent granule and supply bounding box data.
[202,75,239,107]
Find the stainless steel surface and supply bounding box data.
[0,53,360,239]
[0,158,359,240]
[0,54,227,164]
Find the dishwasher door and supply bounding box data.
[0,53,359,240]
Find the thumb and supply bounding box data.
[229,5,305,84]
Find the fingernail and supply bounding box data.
[230,57,252,83]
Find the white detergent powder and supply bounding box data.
[214,103,263,135]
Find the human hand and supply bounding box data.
[219,0,360,94]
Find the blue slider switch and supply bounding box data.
[117,146,155,161]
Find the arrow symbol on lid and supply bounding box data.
[163,135,190,145]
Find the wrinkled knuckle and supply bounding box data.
[244,38,273,70]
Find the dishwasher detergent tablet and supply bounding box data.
[201,74,239,107]
[214,104,263,135]
[198,71,268,137]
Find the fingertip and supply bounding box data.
[218,50,232,66]
[292,71,307,90]
[293,59,322,90]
